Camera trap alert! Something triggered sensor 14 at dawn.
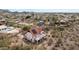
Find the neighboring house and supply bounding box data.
[24,26,46,43]
[37,20,44,26]
[0,19,6,25]
[37,20,45,30]
[0,25,20,34]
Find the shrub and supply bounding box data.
[22,25,31,31]
[7,21,16,26]
[0,34,11,48]
[52,16,58,23]
[49,15,59,26]
[25,15,31,19]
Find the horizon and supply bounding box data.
[8,9,79,13]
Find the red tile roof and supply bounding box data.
[30,26,43,36]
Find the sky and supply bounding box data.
[9,9,79,13]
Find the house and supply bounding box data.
[0,19,6,25]
[37,20,44,26]
[37,20,45,30]
[24,26,46,43]
[0,25,20,34]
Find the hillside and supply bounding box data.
[0,10,79,50]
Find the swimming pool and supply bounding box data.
[0,27,14,33]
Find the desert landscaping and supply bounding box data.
[0,9,79,50]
